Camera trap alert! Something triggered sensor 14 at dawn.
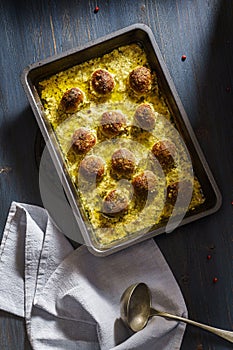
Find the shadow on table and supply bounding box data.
[0,106,42,205]
[154,0,233,349]
[177,0,233,349]
[0,310,32,349]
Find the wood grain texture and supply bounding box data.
[0,0,232,349]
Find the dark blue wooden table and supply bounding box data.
[0,1,232,349]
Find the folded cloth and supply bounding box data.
[0,202,187,350]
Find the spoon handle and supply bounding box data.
[150,308,233,343]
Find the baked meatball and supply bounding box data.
[79,155,105,181]
[102,189,128,216]
[134,104,156,131]
[132,170,157,197]
[166,180,193,206]
[59,87,84,113]
[111,148,136,178]
[100,111,126,138]
[91,69,115,95]
[129,66,152,94]
[151,140,176,170]
[72,127,96,154]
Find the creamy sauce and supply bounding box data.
[39,43,205,248]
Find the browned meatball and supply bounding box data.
[132,170,157,197]
[91,69,115,95]
[134,104,156,131]
[100,111,126,138]
[102,189,128,216]
[111,148,136,178]
[79,155,105,181]
[166,180,193,206]
[72,127,96,154]
[129,66,152,94]
[151,140,176,170]
[59,88,84,113]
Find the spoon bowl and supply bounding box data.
[120,282,151,332]
[120,282,233,343]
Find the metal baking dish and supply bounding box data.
[22,24,222,256]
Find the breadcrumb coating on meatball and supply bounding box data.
[134,103,156,131]
[129,66,152,94]
[100,110,126,138]
[151,139,176,170]
[72,128,96,154]
[166,180,193,205]
[79,155,105,181]
[102,189,128,216]
[59,87,84,113]
[91,69,115,95]
[111,148,136,178]
[132,170,157,197]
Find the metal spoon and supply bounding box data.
[120,282,233,343]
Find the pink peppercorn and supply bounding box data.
[213,277,218,283]
[94,6,99,13]
[207,254,212,260]
[181,55,187,61]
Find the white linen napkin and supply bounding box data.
[0,202,187,350]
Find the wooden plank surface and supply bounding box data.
[0,0,232,349]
